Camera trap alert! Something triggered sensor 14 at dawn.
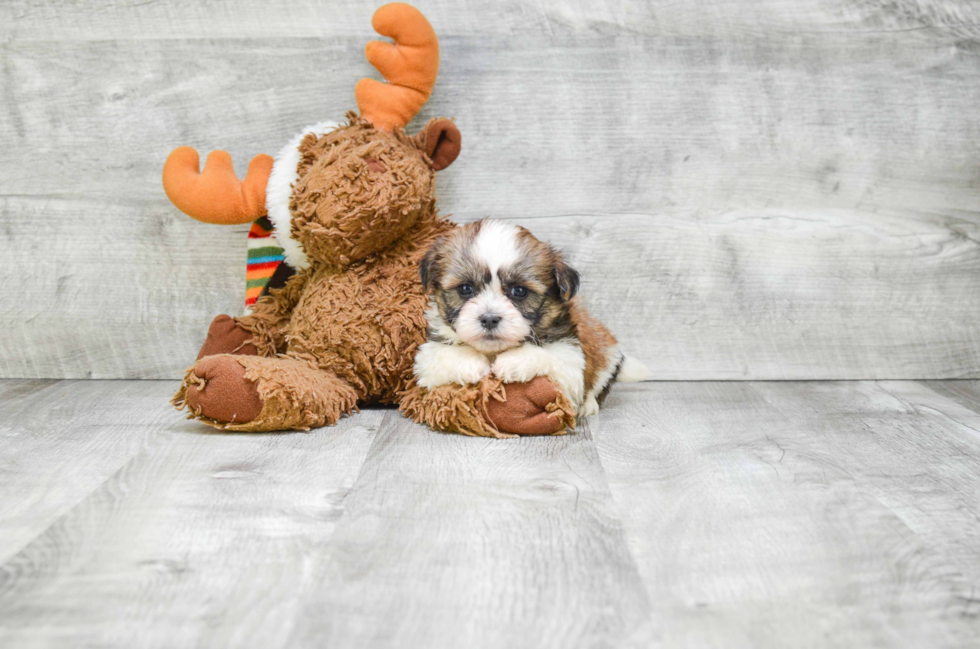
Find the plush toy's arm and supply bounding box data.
[196,314,259,359]
[235,270,309,357]
[399,375,575,438]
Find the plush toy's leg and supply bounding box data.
[485,377,576,436]
[399,375,575,439]
[172,354,358,432]
[196,315,259,360]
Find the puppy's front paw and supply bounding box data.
[451,354,493,386]
[491,344,554,383]
[415,342,492,389]
[580,394,600,417]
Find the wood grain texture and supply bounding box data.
[0,386,382,648]
[286,412,651,648]
[591,380,980,647]
[0,380,175,563]
[2,0,979,378]
[4,0,980,40]
[520,211,980,379]
[3,379,980,646]
[0,382,649,648]
[920,379,980,415]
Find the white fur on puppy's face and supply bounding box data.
[421,219,578,355]
[455,284,530,353]
[451,221,529,353]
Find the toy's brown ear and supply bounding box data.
[418,119,461,171]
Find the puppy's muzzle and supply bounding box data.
[479,313,501,331]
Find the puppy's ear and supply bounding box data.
[419,237,444,292]
[552,252,580,301]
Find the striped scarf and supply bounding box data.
[245,216,285,313]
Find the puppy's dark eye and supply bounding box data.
[509,285,528,299]
[457,283,475,297]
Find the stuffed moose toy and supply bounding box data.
[165,3,575,437]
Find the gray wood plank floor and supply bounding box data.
[1,379,979,647]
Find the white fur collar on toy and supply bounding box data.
[265,121,340,271]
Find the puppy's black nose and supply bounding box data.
[479,313,501,331]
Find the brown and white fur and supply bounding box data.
[415,219,649,417]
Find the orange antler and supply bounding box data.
[162,147,273,225]
[356,3,439,131]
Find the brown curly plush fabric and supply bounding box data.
[399,375,575,438]
[289,116,439,267]
[239,214,453,403]
[399,375,511,438]
[173,354,358,432]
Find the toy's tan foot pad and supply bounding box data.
[486,376,573,436]
[185,356,264,424]
[197,314,257,360]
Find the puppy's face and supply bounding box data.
[420,220,579,354]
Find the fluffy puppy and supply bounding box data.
[414,219,648,417]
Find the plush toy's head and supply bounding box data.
[288,114,459,267]
[283,1,460,266]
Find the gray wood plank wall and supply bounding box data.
[2,0,978,379]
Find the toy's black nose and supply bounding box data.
[480,313,501,331]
